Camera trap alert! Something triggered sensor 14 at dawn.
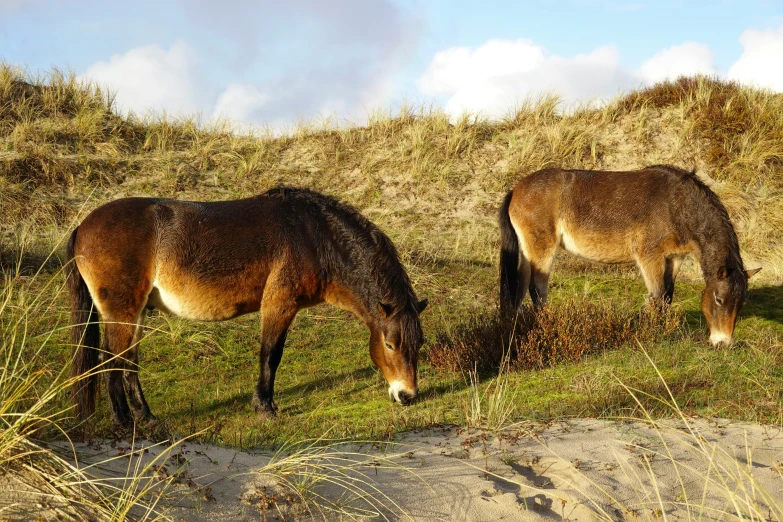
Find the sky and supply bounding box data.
[1,0,782,128]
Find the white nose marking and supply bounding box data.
[710,331,732,346]
[388,380,406,403]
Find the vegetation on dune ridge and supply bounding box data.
[2,63,783,281]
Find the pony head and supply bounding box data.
[702,267,760,346]
[370,299,428,405]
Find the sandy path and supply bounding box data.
[7,417,783,521]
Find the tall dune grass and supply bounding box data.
[2,64,782,280]
[0,252,176,520]
[250,437,429,521]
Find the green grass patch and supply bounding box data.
[22,258,783,449]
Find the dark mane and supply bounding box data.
[647,164,744,274]
[264,186,423,356]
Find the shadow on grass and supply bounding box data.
[167,366,379,418]
[417,378,471,402]
[745,286,783,324]
[407,251,493,270]
[0,245,65,274]
[283,366,378,397]
[682,309,707,333]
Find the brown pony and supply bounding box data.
[499,165,760,346]
[66,187,428,425]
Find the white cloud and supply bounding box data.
[637,42,716,83]
[213,83,269,124]
[179,0,421,126]
[418,25,783,120]
[728,23,783,92]
[418,39,637,118]
[80,41,206,117]
[417,39,546,95]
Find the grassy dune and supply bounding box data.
[1,63,783,454]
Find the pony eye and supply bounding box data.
[715,295,725,306]
[385,342,394,351]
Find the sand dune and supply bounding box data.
[11,417,778,521]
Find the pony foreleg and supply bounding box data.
[638,255,668,307]
[123,369,154,421]
[252,306,296,419]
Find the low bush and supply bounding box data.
[425,300,683,374]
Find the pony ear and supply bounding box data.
[377,303,395,318]
[745,267,762,279]
[415,298,429,315]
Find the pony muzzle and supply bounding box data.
[709,330,733,347]
[388,381,417,406]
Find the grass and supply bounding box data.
[14,259,782,449]
[248,437,430,520]
[1,63,783,518]
[0,255,182,520]
[460,350,783,521]
[463,351,518,431]
[607,354,783,521]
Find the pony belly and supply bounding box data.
[147,283,260,321]
[559,228,633,264]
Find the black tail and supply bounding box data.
[499,190,520,318]
[66,227,100,421]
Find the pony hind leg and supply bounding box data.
[121,314,155,422]
[514,214,558,308]
[517,255,532,310]
[528,244,558,307]
[252,294,298,419]
[101,318,138,426]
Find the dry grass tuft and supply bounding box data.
[253,438,427,520]
[618,75,783,184]
[425,311,507,375]
[514,300,683,370]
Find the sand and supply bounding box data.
[4,417,783,521]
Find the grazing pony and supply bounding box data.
[66,187,428,425]
[499,165,759,346]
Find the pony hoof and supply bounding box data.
[251,396,277,419]
[257,408,277,421]
[112,414,133,427]
[135,412,158,424]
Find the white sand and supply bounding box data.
[5,417,783,521]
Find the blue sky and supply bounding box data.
[1,1,782,127]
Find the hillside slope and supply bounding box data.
[2,64,783,280]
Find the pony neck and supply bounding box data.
[323,239,415,329]
[693,213,743,279]
[324,280,379,327]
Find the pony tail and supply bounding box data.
[66,227,101,421]
[498,190,520,318]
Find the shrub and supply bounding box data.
[425,300,683,374]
